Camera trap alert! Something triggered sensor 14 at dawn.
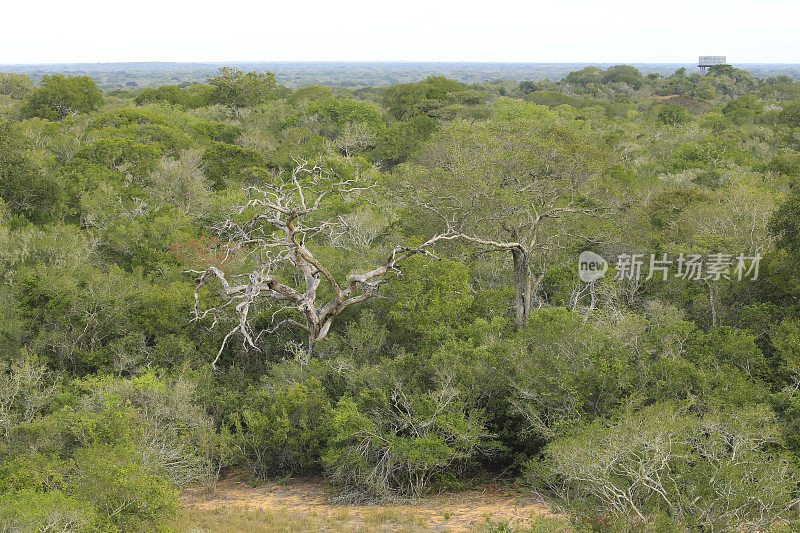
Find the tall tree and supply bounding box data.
[769,187,800,260]
[0,121,60,221]
[402,105,613,327]
[22,74,102,120]
[0,73,33,98]
[191,160,455,365]
[207,67,277,117]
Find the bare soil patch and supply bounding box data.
[180,472,561,532]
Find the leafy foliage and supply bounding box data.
[533,402,799,531]
[0,121,60,222]
[232,379,331,482]
[22,74,103,120]
[2,62,800,530]
[207,67,277,115]
[324,383,493,500]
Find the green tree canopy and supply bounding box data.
[657,103,690,126]
[564,66,604,87]
[0,121,60,221]
[207,67,277,116]
[22,74,103,120]
[0,73,33,98]
[382,76,465,120]
[602,65,645,89]
[769,188,800,260]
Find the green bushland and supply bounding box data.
[1,64,800,531]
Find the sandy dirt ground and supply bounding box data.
[180,471,561,532]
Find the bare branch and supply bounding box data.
[190,160,451,365]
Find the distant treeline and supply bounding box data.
[1,61,799,89]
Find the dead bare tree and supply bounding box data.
[190,160,456,368]
[407,120,616,328]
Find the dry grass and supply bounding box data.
[171,472,571,532]
[170,506,574,532]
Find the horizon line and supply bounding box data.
[2,60,800,67]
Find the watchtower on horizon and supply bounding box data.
[698,56,727,74]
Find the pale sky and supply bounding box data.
[2,0,799,64]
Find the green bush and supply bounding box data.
[97,122,194,157]
[233,378,331,482]
[201,141,267,189]
[508,308,634,440]
[76,371,225,485]
[307,97,383,131]
[191,120,242,143]
[372,115,437,165]
[778,101,800,128]
[70,443,178,531]
[532,402,800,531]
[91,108,168,128]
[324,382,493,500]
[2,409,180,531]
[134,84,215,108]
[766,152,800,176]
[22,74,102,120]
[523,90,579,108]
[386,255,475,340]
[0,489,100,533]
[73,138,162,180]
[0,121,61,222]
[382,76,465,120]
[657,104,689,126]
[0,73,33,99]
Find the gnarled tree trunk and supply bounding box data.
[190,160,455,368]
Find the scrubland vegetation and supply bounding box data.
[2,62,800,531]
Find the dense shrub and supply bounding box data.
[0,490,100,532]
[91,108,168,128]
[324,382,494,500]
[372,114,437,165]
[531,402,800,531]
[657,104,690,126]
[73,137,162,180]
[523,90,579,108]
[1,407,178,531]
[22,74,103,120]
[232,378,331,482]
[0,121,61,222]
[3,62,800,530]
[766,152,800,176]
[134,84,215,108]
[509,308,635,440]
[200,141,267,189]
[69,443,178,530]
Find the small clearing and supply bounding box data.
[178,472,565,532]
